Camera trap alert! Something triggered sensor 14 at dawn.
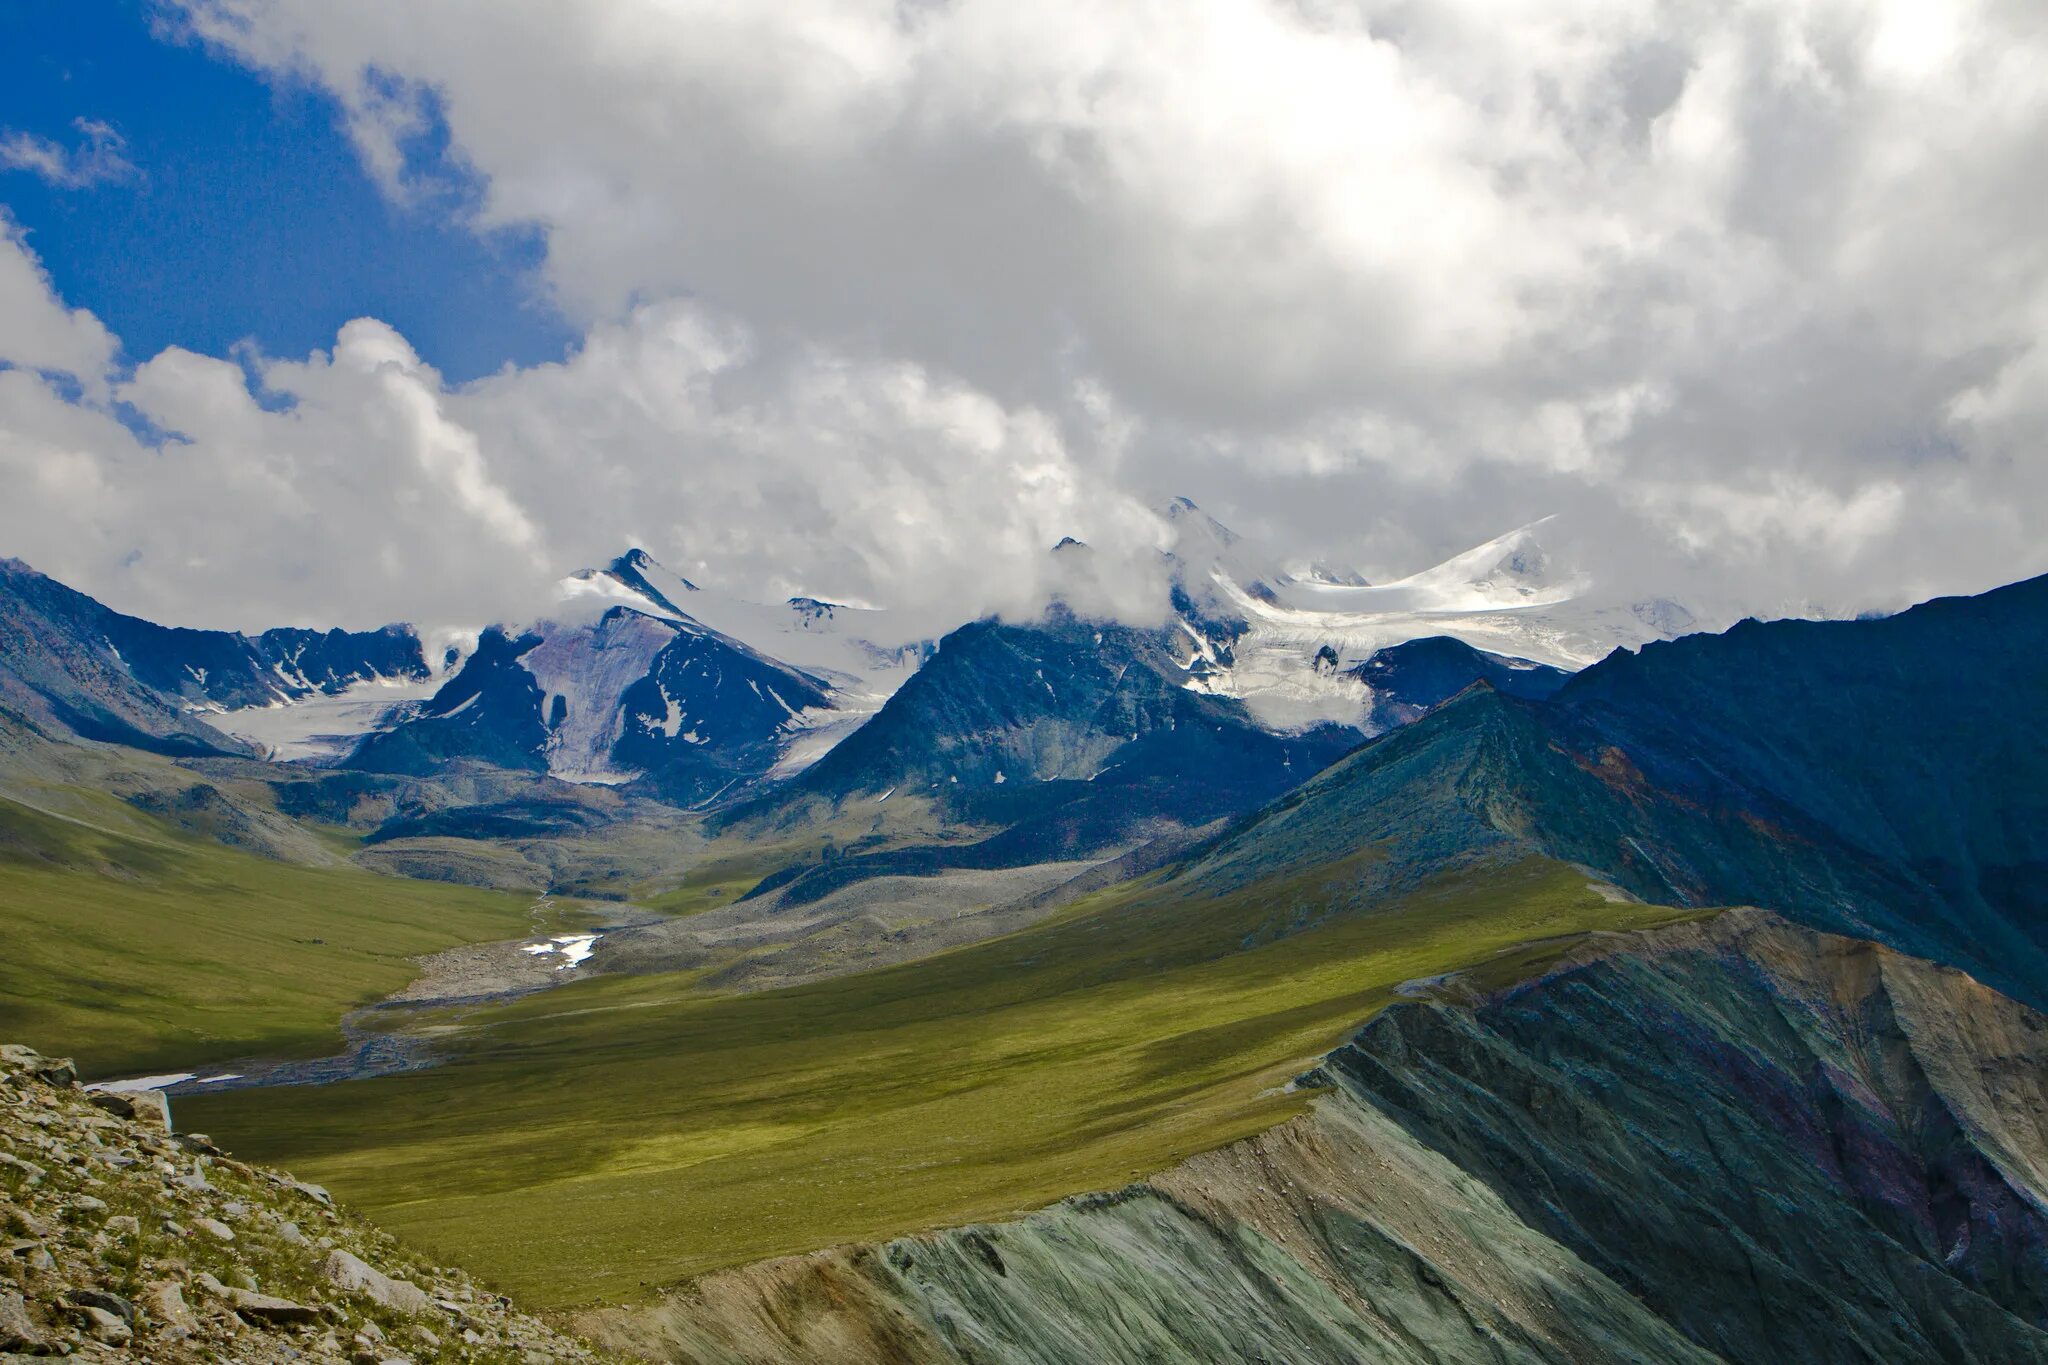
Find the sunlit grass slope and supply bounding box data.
[185,855,1691,1307]
[0,792,538,1076]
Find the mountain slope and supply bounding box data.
[1177,571,2048,1009]
[1,559,426,710]
[610,911,2048,1365]
[793,610,1267,796]
[0,559,426,757]
[1349,634,1568,729]
[347,605,832,802]
[0,788,536,1076]
[725,608,1359,883]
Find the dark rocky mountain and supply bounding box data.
[793,609,1266,797]
[344,626,552,777]
[0,559,425,757]
[348,605,831,804]
[726,623,1600,905]
[725,608,1358,890]
[634,911,2048,1365]
[1180,572,2048,1010]
[1350,635,1569,729]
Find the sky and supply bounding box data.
[1,0,2045,633]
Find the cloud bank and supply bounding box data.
[4,0,2047,633]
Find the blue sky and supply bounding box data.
[0,0,572,381]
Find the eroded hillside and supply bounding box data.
[591,911,2048,1365]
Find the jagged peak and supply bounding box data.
[607,547,698,594]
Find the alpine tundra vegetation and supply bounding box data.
[5,2,2048,1362]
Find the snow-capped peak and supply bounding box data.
[1175,516,1699,735]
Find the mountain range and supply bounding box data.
[0,504,1647,864]
[7,519,2048,1365]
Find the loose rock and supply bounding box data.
[324,1249,432,1315]
[0,1287,47,1354]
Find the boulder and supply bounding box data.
[0,1287,47,1354]
[65,1289,135,1327]
[225,1288,322,1327]
[324,1248,432,1314]
[147,1281,199,1333]
[87,1089,170,1133]
[86,1092,136,1120]
[74,1304,131,1346]
[0,1046,75,1089]
[0,1154,45,1185]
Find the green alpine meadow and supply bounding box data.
[5,5,2046,1361]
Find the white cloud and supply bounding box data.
[0,216,118,391]
[0,222,1164,631]
[0,119,139,190]
[7,0,2046,633]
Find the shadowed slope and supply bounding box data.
[1176,572,2048,1009]
[596,912,2048,1365]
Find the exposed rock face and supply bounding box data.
[593,912,2048,1364]
[1349,634,1568,731]
[348,604,834,803]
[0,1045,625,1364]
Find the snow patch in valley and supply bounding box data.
[87,1073,192,1093]
[522,933,601,970]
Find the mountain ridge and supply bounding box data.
[1171,570,2048,1008]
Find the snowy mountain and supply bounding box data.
[231,506,1702,807]
[0,558,427,757]
[0,505,1703,817]
[1157,505,1699,735]
[562,548,936,776]
[344,551,873,801]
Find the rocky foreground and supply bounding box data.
[0,1045,625,1364]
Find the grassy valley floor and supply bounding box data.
[181,857,1692,1307]
[0,791,553,1077]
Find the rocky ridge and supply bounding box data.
[588,910,2048,1364]
[0,1045,628,1365]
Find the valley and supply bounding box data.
[177,859,1688,1305]
[0,787,551,1077]
[3,534,2045,1363]
[6,13,2041,1359]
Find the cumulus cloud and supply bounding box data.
[0,119,139,190]
[0,216,119,392]
[0,224,1163,631]
[7,0,2048,633]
